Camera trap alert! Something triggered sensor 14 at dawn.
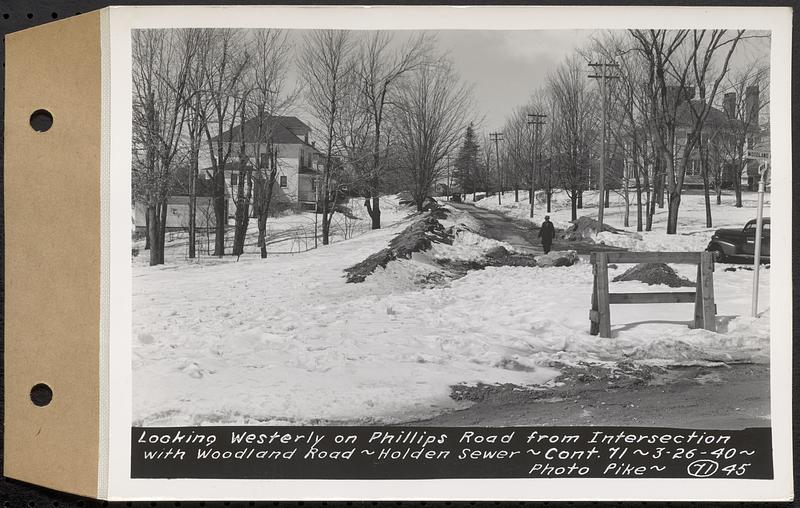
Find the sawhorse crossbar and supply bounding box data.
[589,251,716,338]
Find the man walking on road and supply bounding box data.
[538,215,555,254]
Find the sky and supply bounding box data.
[254,28,771,144]
[431,30,592,130]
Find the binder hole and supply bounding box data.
[30,383,52,406]
[30,109,53,132]
[26,13,33,19]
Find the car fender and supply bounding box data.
[707,239,737,256]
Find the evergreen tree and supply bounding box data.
[453,123,482,195]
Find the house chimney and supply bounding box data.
[723,92,736,119]
[745,85,759,125]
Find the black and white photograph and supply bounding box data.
[131,22,777,432]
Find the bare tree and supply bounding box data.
[629,29,744,233]
[132,29,196,266]
[201,28,250,256]
[245,29,298,258]
[358,32,431,229]
[299,30,357,245]
[393,60,474,211]
[502,107,530,203]
[718,63,770,208]
[594,31,656,231]
[547,55,599,221]
[180,29,213,259]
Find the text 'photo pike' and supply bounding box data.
[132,25,772,430]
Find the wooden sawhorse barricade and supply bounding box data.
[589,251,716,338]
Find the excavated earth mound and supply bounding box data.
[344,209,451,283]
[561,215,619,241]
[612,262,695,288]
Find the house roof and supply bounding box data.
[675,100,758,132]
[210,115,316,147]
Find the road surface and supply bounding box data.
[448,202,625,255]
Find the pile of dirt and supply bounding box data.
[561,216,619,241]
[344,209,451,283]
[612,262,695,288]
[535,250,579,267]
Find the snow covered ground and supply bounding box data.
[132,192,770,426]
[132,194,412,267]
[474,189,771,252]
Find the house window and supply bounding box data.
[280,175,288,188]
[311,179,317,192]
[260,152,269,168]
[231,173,238,186]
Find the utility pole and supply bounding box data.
[490,132,504,205]
[589,61,619,225]
[751,164,769,316]
[526,113,547,219]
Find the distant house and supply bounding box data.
[202,116,323,217]
[672,85,762,189]
[133,167,216,233]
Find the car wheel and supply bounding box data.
[708,245,726,263]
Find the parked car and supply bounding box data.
[706,218,770,263]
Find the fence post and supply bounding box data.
[590,253,599,335]
[693,263,704,329]
[596,252,611,338]
[699,252,716,332]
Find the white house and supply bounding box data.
[202,115,323,218]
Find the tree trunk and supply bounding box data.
[232,169,247,256]
[213,170,226,257]
[258,214,268,258]
[188,162,197,259]
[370,196,380,230]
[147,205,158,266]
[514,185,519,202]
[570,190,578,221]
[701,150,712,229]
[733,160,744,208]
[666,191,681,234]
[158,201,168,265]
[635,185,643,232]
[257,159,278,258]
[144,211,151,250]
[623,196,630,228]
[546,190,552,213]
